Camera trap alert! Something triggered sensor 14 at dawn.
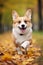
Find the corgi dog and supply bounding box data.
[12,9,32,54]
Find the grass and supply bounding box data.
[33,31,43,50]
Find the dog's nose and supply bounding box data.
[21,24,25,28]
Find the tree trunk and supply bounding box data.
[0,13,3,33]
[38,0,43,31]
[0,4,4,33]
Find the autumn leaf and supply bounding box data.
[1,53,12,61]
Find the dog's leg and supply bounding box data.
[21,41,30,49]
[16,47,23,54]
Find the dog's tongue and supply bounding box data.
[21,29,25,32]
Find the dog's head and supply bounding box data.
[12,9,32,34]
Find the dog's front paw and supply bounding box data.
[21,41,30,49]
[16,47,23,54]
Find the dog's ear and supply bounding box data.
[25,9,32,20]
[12,10,19,20]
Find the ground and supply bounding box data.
[0,31,43,65]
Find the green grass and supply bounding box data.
[33,31,43,50]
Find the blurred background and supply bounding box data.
[0,0,43,65]
[0,0,43,32]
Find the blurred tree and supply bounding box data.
[38,0,43,31]
[0,11,3,33]
[0,0,8,33]
[0,4,4,33]
[0,0,40,32]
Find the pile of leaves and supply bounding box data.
[0,40,41,65]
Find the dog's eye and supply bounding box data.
[24,20,27,23]
[18,21,21,23]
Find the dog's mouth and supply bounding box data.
[18,26,27,32]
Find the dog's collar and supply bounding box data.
[20,34,24,36]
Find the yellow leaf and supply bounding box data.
[1,53,12,61]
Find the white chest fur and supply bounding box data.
[12,28,32,44]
